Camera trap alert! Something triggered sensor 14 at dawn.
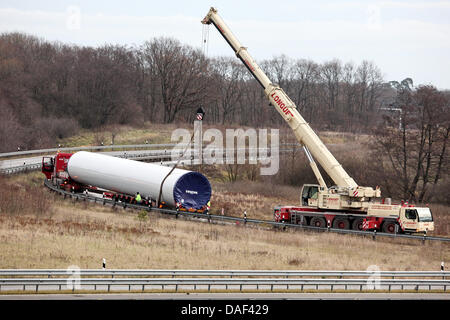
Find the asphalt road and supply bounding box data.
[0,150,169,169]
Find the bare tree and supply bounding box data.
[261,55,296,92]
[142,37,211,123]
[293,59,319,117]
[356,60,383,113]
[373,80,449,202]
[319,59,342,112]
[210,57,246,124]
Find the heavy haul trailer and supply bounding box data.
[42,151,211,212]
[202,7,434,234]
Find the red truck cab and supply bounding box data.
[42,152,73,179]
[41,152,79,192]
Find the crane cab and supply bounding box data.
[301,184,320,207]
[399,206,434,233]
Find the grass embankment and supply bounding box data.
[58,122,283,147]
[59,123,179,147]
[57,123,358,147]
[0,173,448,270]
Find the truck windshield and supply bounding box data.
[417,208,433,222]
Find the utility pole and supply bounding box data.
[195,108,205,169]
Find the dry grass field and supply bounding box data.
[0,172,448,271]
[58,122,288,147]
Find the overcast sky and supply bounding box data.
[1,0,449,89]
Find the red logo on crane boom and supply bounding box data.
[271,93,294,117]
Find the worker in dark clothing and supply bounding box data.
[176,202,181,219]
[147,197,152,208]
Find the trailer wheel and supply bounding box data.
[382,221,397,234]
[351,218,364,231]
[333,217,350,229]
[310,217,326,228]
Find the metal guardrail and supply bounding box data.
[0,143,181,158]
[0,144,298,175]
[0,269,448,278]
[0,270,448,293]
[0,163,42,175]
[0,143,302,159]
[44,179,450,243]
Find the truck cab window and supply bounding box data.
[310,187,318,199]
[405,209,417,220]
[417,208,433,222]
[301,188,309,206]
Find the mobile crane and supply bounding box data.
[202,7,434,234]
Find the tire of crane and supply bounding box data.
[333,217,350,229]
[382,220,397,234]
[351,218,365,231]
[310,217,326,228]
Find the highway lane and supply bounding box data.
[0,147,290,171]
[0,149,175,170]
[0,155,48,169]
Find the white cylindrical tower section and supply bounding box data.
[67,151,211,210]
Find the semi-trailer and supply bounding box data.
[42,151,211,212]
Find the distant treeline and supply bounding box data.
[1,32,391,152]
[1,32,448,204]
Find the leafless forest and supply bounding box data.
[1,32,393,147]
[0,32,448,204]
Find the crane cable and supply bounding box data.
[157,130,195,208]
[157,25,210,208]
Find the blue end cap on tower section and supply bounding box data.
[173,172,212,210]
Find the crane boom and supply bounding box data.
[203,7,382,211]
[202,7,357,189]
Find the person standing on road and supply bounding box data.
[176,202,181,219]
[243,210,247,225]
[206,200,211,223]
[135,192,142,204]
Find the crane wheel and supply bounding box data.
[351,218,364,231]
[382,221,397,234]
[333,217,350,229]
[310,217,326,228]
